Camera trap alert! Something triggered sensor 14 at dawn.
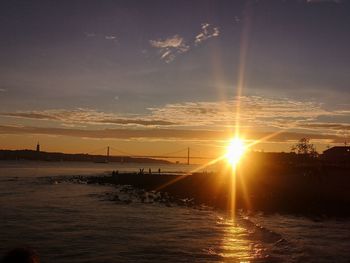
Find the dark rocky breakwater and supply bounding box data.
[64,165,350,217]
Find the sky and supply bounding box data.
[0,0,349,158]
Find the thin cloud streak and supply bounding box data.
[0,109,177,126]
[148,96,350,134]
[105,35,117,40]
[1,96,349,136]
[0,125,346,143]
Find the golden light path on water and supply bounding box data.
[217,217,266,262]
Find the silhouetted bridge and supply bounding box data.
[87,146,213,165]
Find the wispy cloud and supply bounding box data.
[105,35,117,40]
[149,35,190,63]
[147,96,350,140]
[299,123,350,133]
[0,125,345,143]
[84,32,118,42]
[0,88,6,92]
[149,96,347,128]
[1,96,349,140]
[0,109,177,127]
[149,22,220,63]
[195,23,220,45]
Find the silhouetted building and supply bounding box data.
[323,146,350,164]
[36,142,40,152]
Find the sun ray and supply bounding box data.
[154,154,226,192]
[236,164,251,211]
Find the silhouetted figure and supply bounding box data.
[149,168,152,174]
[2,247,40,263]
[158,168,161,174]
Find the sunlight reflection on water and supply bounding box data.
[216,217,266,262]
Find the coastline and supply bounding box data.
[71,166,350,217]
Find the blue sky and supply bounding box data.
[0,0,349,154]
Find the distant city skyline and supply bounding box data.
[0,0,349,156]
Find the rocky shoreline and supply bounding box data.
[54,168,350,217]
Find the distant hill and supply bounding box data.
[0,149,171,164]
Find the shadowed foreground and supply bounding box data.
[83,159,350,217]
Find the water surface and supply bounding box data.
[1,161,349,262]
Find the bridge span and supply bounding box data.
[88,146,214,165]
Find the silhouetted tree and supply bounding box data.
[291,138,318,158]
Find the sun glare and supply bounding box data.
[226,137,246,166]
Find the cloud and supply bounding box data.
[1,96,349,138]
[148,96,348,128]
[150,35,185,49]
[149,23,220,63]
[149,35,190,63]
[98,119,176,126]
[105,35,117,40]
[0,88,6,92]
[84,32,118,42]
[2,112,60,121]
[0,124,346,144]
[147,96,350,139]
[195,23,220,45]
[299,123,350,133]
[0,109,177,127]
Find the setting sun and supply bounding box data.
[225,137,246,166]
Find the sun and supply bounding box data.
[225,137,246,166]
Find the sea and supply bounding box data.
[0,161,349,263]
